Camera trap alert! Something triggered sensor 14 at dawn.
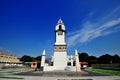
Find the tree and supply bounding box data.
[20,55,33,62]
[89,56,98,64]
[112,54,120,63]
[98,54,112,64]
[34,56,41,61]
[78,52,89,62]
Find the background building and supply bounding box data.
[0,52,22,68]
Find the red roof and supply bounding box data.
[80,62,88,65]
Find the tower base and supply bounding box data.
[53,52,67,70]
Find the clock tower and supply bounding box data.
[53,19,67,70]
[54,18,67,52]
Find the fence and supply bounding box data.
[91,63,120,70]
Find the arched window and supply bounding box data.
[58,25,63,35]
[59,25,62,29]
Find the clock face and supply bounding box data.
[58,31,63,35]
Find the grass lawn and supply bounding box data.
[88,68,120,76]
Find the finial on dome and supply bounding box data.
[57,18,64,24]
[42,49,46,56]
[75,49,78,56]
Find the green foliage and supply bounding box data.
[35,56,41,61]
[89,56,98,64]
[98,54,112,64]
[98,54,120,64]
[20,53,119,65]
[78,52,89,62]
[78,52,120,64]
[20,55,41,62]
[88,68,120,76]
[20,55,33,62]
[112,55,120,63]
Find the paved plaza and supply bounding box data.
[0,68,120,80]
[2,75,120,80]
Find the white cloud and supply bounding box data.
[67,11,120,47]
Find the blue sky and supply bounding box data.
[0,0,120,58]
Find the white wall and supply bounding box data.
[55,32,66,45]
[53,52,67,70]
[44,66,54,71]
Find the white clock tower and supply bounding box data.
[40,19,80,71]
[53,18,67,70]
